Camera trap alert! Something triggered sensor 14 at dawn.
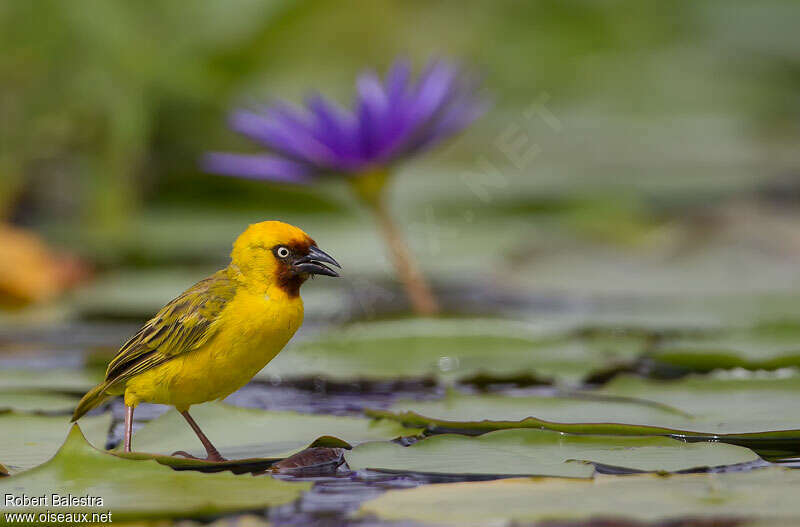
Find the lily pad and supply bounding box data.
[0,425,309,523]
[114,437,352,473]
[0,369,98,393]
[359,467,800,526]
[345,429,758,478]
[653,325,800,371]
[367,386,800,455]
[128,402,419,460]
[597,374,800,456]
[367,390,688,432]
[260,318,644,384]
[112,451,283,474]
[0,391,80,413]
[0,413,111,474]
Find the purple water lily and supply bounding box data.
[203,59,484,183]
[204,58,485,316]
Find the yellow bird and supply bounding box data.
[72,221,340,461]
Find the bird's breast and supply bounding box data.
[214,289,304,366]
[169,289,305,405]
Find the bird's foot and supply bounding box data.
[171,450,227,462]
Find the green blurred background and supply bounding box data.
[2,0,800,324]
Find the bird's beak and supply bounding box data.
[293,245,341,277]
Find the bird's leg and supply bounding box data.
[123,405,134,453]
[172,410,226,462]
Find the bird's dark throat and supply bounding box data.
[276,266,306,297]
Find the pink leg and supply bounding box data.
[172,410,226,462]
[123,405,134,453]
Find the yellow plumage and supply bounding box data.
[122,280,303,411]
[72,221,339,459]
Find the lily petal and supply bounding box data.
[202,153,315,184]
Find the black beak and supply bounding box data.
[293,245,341,277]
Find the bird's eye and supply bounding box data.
[276,246,290,259]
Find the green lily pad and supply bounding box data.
[0,425,309,523]
[113,436,353,473]
[0,413,111,474]
[597,374,800,456]
[367,385,800,455]
[0,391,80,413]
[367,390,688,432]
[346,429,758,478]
[260,318,644,384]
[653,324,800,371]
[0,369,98,393]
[111,450,283,473]
[128,402,419,460]
[360,467,800,526]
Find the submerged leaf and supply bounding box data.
[271,447,345,475]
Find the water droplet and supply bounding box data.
[438,356,459,372]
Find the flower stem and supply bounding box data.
[370,197,440,315]
[350,170,441,316]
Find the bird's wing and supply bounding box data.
[104,270,237,387]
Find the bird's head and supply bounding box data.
[230,221,340,296]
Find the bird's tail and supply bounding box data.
[71,382,111,422]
